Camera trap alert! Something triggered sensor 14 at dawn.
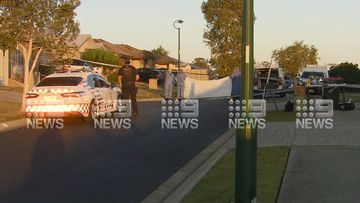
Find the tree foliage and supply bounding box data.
[0,0,80,111]
[329,62,360,84]
[192,57,209,69]
[261,61,271,69]
[272,41,319,78]
[151,45,169,56]
[81,49,120,65]
[201,0,242,77]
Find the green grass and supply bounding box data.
[0,101,23,122]
[182,147,290,203]
[136,82,163,100]
[266,111,296,122]
[346,95,360,103]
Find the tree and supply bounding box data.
[0,0,80,111]
[151,45,169,56]
[81,49,120,65]
[329,62,360,84]
[272,41,319,79]
[261,61,271,69]
[192,57,209,69]
[202,0,242,77]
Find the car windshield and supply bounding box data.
[301,71,325,79]
[36,77,83,87]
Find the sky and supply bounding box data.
[77,0,360,65]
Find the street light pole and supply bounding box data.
[173,20,184,71]
[235,0,256,203]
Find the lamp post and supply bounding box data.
[235,0,256,203]
[173,19,184,71]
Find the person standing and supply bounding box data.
[176,69,186,99]
[164,68,175,99]
[118,59,139,116]
[230,68,241,100]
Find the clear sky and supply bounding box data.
[77,0,360,65]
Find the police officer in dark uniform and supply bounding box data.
[118,59,139,116]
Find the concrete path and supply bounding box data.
[274,108,360,203]
[258,107,360,147]
[278,146,360,203]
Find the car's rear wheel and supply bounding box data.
[85,100,98,122]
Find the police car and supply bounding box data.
[25,66,121,119]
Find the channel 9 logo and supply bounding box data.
[295,99,334,129]
[94,99,132,130]
[161,99,199,130]
[228,99,266,129]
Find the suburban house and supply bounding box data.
[92,39,159,68]
[0,50,9,86]
[0,33,210,86]
[0,48,26,85]
[154,55,194,71]
[154,55,178,70]
[0,34,98,86]
[67,34,105,60]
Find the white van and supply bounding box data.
[300,65,329,95]
[300,65,329,84]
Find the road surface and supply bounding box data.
[0,99,229,203]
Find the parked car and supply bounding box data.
[25,67,120,120]
[300,66,329,95]
[254,68,286,98]
[284,76,294,90]
[71,59,94,71]
[138,68,163,83]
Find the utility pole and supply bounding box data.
[173,20,184,71]
[235,0,257,203]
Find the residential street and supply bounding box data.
[0,99,229,203]
[1,98,360,203]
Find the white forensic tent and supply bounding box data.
[184,77,232,99]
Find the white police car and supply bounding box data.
[25,66,120,119]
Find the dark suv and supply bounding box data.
[138,68,163,83]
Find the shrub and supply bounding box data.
[329,62,360,84]
[107,71,118,84]
[81,49,120,65]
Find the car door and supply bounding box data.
[95,75,114,112]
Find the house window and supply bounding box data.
[9,50,24,81]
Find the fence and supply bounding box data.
[184,69,209,81]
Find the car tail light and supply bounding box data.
[26,93,39,99]
[78,78,86,85]
[253,77,258,86]
[61,91,85,98]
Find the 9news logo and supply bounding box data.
[94,99,132,130]
[228,99,266,129]
[161,99,199,130]
[295,99,334,129]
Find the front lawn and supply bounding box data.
[182,146,290,203]
[136,82,163,100]
[0,101,23,122]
